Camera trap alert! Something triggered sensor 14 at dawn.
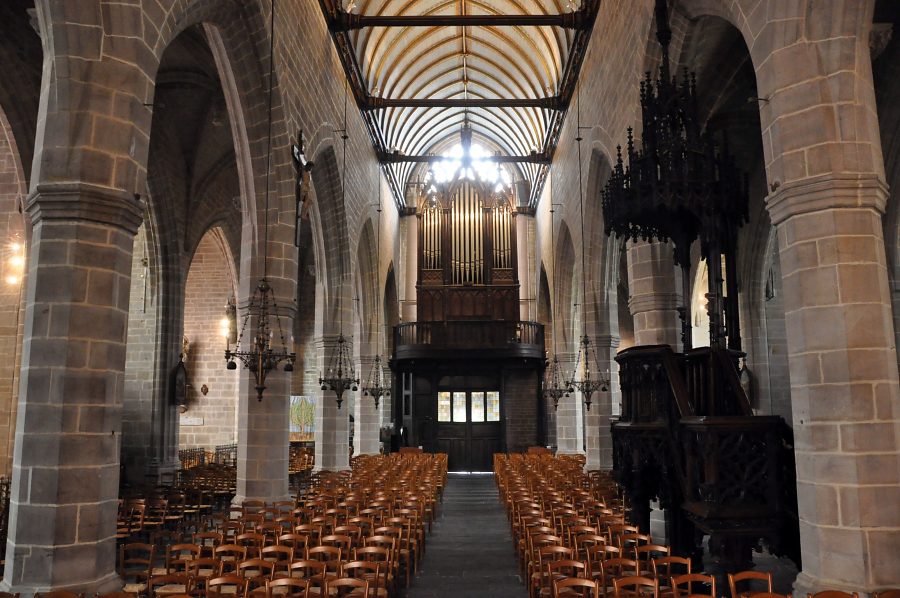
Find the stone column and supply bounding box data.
[768,176,900,593]
[233,309,291,504]
[354,356,381,455]
[313,335,351,471]
[627,240,680,347]
[554,351,581,454]
[584,334,619,470]
[1,183,142,594]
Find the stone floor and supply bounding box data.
[405,473,524,597]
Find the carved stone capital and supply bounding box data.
[26,182,144,234]
[765,174,889,226]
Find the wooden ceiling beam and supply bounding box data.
[363,96,562,110]
[377,150,551,165]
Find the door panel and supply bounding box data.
[436,390,501,471]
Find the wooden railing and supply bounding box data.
[394,320,544,358]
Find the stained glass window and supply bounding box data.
[486,391,500,421]
[471,392,485,422]
[453,392,467,422]
[438,392,451,422]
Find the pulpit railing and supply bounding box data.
[612,344,799,571]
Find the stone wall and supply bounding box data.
[179,230,238,449]
[0,109,25,475]
[121,225,159,483]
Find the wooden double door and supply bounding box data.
[435,390,502,472]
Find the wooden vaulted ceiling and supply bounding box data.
[320,0,600,209]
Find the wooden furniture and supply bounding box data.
[728,571,773,598]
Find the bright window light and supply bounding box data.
[430,143,512,189]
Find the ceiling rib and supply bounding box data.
[329,11,590,30]
[363,96,562,110]
[318,0,601,211]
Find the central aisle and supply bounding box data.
[406,473,523,597]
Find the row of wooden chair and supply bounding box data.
[115,453,447,598]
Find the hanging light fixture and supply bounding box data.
[225,0,296,401]
[361,182,391,409]
[565,84,609,412]
[319,83,359,409]
[543,173,567,411]
[600,0,748,351]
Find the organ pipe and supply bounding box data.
[492,200,512,269]
[449,182,487,285]
[422,205,442,271]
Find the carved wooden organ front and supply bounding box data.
[417,177,519,322]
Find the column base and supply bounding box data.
[792,571,872,597]
[231,494,293,506]
[1,571,122,598]
[313,464,351,473]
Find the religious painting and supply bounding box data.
[289,395,315,441]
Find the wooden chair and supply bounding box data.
[265,577,309,598]
[165,543,201,574]
[531,546,574,598]
[288,559,329,584]
[327,578,368,598]
[341,561,387,598]
[96,593,137,598]
[261,545,294,576]
[213,544,248,573]
[207,575,247,598]
[728,571,772,598]
[634,545,669,576]
[874,591,900,598]
[651,556,691,598]
[193,531,224,558]
[353,546,396,592]
[554,578,600,598]
[119,543,154,592]
[613,576,659,598]
[595,557,639,596]
[188,558,223,595]
[542,559,589,598]
[671,574,715,598]
[277,533,309,558]
[147,573,193,598]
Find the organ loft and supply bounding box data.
[0,0,893,597]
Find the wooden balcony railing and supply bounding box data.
[394,320,544,359]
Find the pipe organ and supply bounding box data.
[451,182,484,285]
[417,177,519,321]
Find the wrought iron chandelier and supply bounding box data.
[361,186,391,408]
[565,86,609,412]
[600,0,748,350]
[543,174,567,411]
[225,0,295,400]
[319,83,359,409]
